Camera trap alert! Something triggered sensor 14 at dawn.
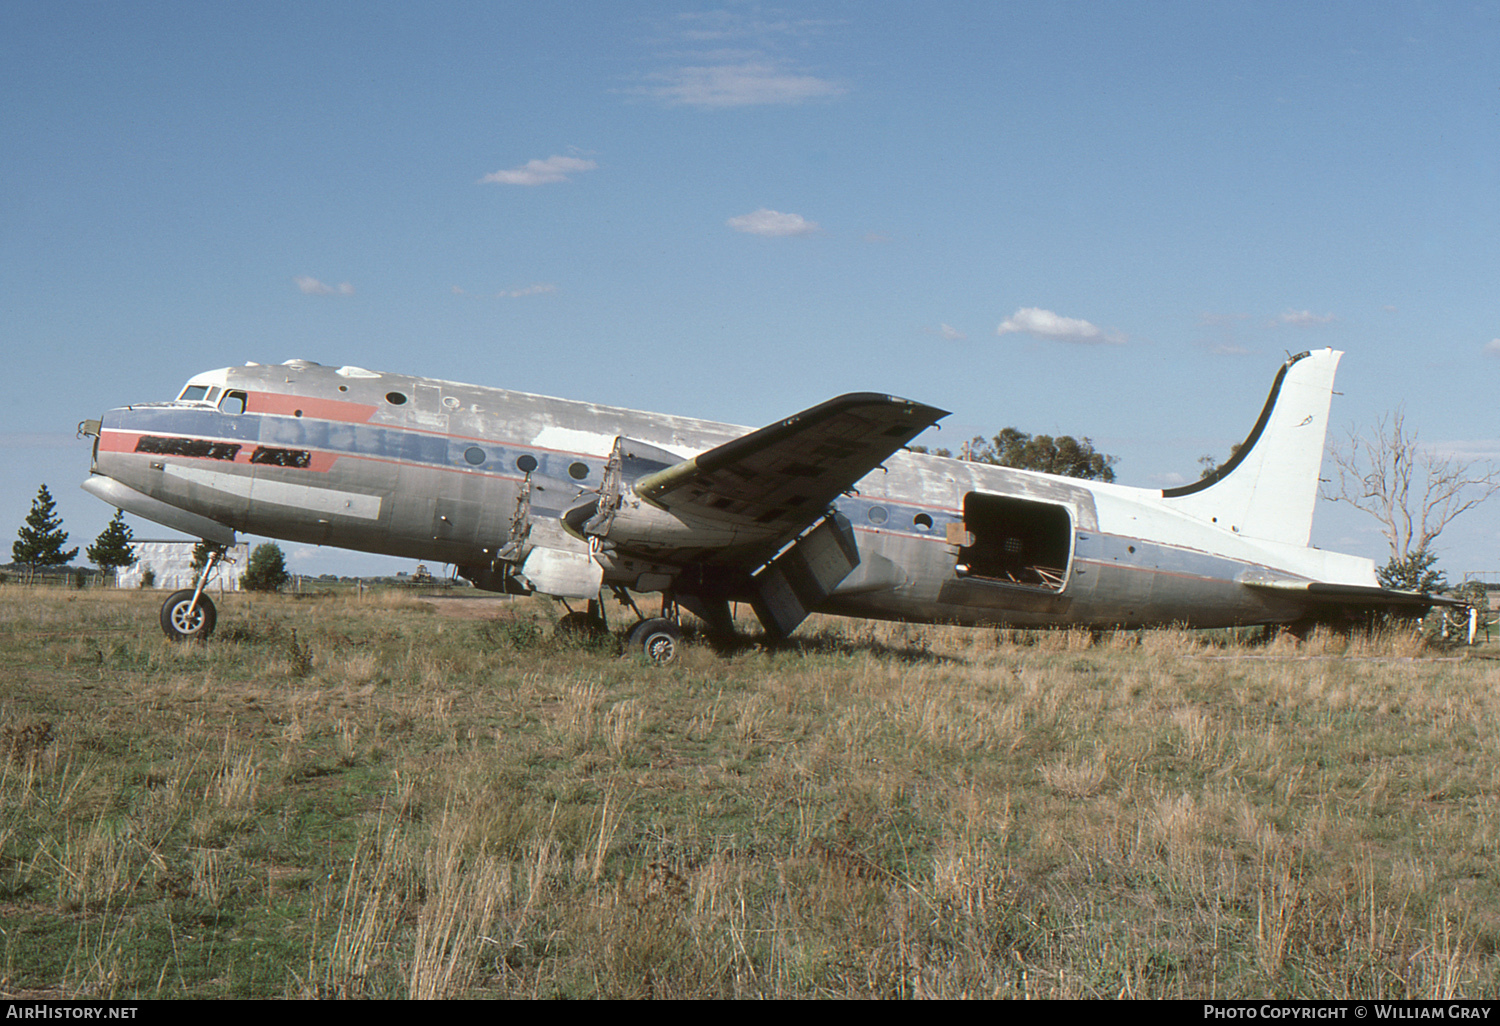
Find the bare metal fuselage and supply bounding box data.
[84,357,1381,632]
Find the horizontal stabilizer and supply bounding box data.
[1241,573,1467,612]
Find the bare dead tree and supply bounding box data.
[1324,407,1500,561]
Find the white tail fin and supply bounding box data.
[1161,348,1340,547]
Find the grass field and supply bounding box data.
[2,584,1498,999]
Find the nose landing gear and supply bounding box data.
[161,588,216,641]
[159,542,229,642]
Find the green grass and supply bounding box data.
[1,585,1498,998]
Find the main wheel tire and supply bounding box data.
[627,618,682,665]
[161,590,216,642]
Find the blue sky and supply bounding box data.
[3,1,1497,578]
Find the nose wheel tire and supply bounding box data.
[626,618,682,665]
[161,590,216,642]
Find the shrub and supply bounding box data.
[241,543,291,592]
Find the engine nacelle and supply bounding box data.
[596,491,742,550]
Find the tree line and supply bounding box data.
[9,484,289,590]
[910,428,1118,482]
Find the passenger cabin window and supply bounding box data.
[219,390,247,415]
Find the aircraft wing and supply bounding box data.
[632,391,947,544]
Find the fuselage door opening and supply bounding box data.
[952,492,1074,592]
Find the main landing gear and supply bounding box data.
[553,592,685,665]
[159,543,228,642]
[625,617,682,665]
[617,590,684,665]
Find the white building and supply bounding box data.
[116,541,250,591]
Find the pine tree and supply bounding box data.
[13,485,79,581]
[1376,548,1448,595]
[86,510,138,582]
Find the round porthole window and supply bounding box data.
[868,506,888,525]
[914,513,933,530]
[385,391,408,406]
[569,462,589,481]
[464,446,486,466]
[516,454,538,474]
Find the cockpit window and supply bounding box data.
[219,390,247,415]
[179,385,210,402]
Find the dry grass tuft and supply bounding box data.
[1040,748,1110,798]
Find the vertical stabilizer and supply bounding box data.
[1161,348,1341,547]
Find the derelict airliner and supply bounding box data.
[79,348,1459,661]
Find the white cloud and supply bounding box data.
[920,323,966,341]
[637,11,846,108]
[726,208,819,237]
[1430,437,1500,460]
[997,307,1124,345]
[646,63,844,108]
[479,155,597,186]
[1275,309,1336,326]
[295,276,354,296]
[501,283,557,298]
[452,283,558,299]
[1485,339,1500,357]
